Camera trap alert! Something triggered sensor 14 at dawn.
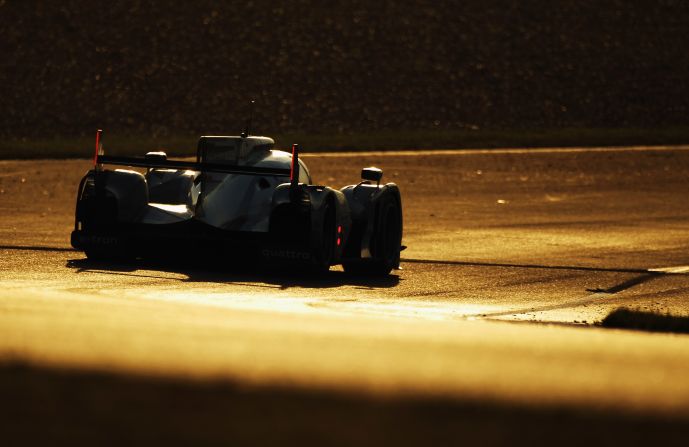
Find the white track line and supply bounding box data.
[649,266,689,274]
[302,145,689,158]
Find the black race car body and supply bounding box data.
[71,132,403,275]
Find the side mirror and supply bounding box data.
[361,167,383,185]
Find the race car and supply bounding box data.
[71,130,403,275]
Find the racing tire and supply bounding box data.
[311,199,336,273]
[84,241,135,263]
[343,192,402,276]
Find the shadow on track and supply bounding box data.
[402,258,649,274]
[65,258,400,290]
[2,360,688,447]
[0,245,75,252]
[585,273,662,294]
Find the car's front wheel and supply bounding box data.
[343,191,402,276]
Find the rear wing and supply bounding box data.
[92,130,292,177]
[97,155,291,177]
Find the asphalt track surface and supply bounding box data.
[2,147,689,445]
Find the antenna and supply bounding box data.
[241,100,255,138]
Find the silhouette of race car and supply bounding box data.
[71,130,403,275]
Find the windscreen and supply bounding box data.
[200,139,240,165]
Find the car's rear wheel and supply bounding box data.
[311,199,336,273]
[84,244,134,263]
[83,232,134,262]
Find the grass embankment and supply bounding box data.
[2,127,689,160]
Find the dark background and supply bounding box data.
[1,0,689,140]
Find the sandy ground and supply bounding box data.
[2,147,689,445]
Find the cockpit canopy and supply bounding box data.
[197,136,275,165]
[196,135,311,184]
